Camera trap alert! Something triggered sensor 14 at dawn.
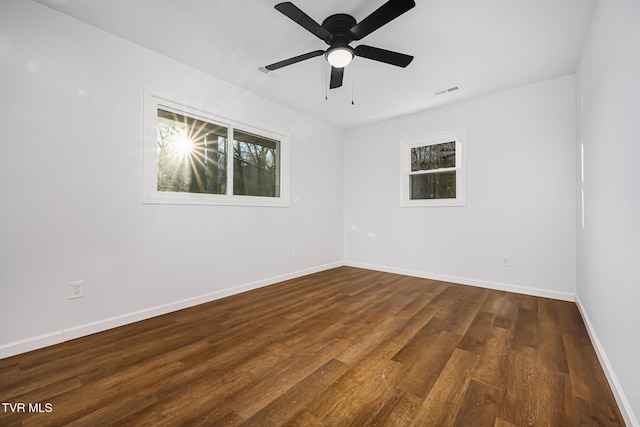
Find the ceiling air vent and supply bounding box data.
[435,86,459,95]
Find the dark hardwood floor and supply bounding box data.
[0,267,624,426]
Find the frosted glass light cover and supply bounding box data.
[327,48,353,68]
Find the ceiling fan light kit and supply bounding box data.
[326,46,354,68]
[265,0,416,90]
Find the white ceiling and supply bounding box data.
[33,0,596,129]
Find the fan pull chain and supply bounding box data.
[351,60,355,105]
[325,63,329,100]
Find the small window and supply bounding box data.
[401,130,465,206]
[144,93,289,206]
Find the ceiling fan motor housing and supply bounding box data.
[322,13,357,47]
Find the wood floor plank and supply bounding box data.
[304,346,406,426]
[480,290,506,314]
[0,267,625,426]
[391,317,449,365]
[364,391,422,427]
[564,334,617,404]
[490,295,519,330]
[537,298,570,374]
[410,348,479,426]
[61,389,159,427]
[388,301,441,347]
[241,358,349,426]
[535,368,578,426]
[454,379,500,427]
[575,395,625,426]
[437,287,489,337]
[0,320,194,397]
[494,417,517,427]
[501,346,537,426]
[228,335,349,419]
[512,307,539,349]
[336,315,407,365]
[471,326,512,387]
[116,356,260,425]
[396,330,462,399]
[394,288,439,319]
[458,310,496,354]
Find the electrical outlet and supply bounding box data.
[69,281,84,299]
[292,247,298,257]
[500,257,511,268]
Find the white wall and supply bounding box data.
[0,1,343,349]
[576,0,640,423]
[343,76,576,299]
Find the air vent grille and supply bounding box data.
[435,86,459,95]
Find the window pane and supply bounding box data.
[411,142,456,171]
[233,129,280,197]
[410,171,456,199]
[157,109,227,194]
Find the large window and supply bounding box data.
[144,94,288,206]
[401,130,465,206]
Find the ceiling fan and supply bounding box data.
[265,0,416,90]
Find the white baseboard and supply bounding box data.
[575,295,639,427]
[0,331,67,361]
[0,262,342,360]
[343,260,575,302]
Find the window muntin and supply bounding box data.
[144,93,289,206]
[401,130,465,206]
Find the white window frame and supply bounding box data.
[400,129,466,207]
[143,92,289,207]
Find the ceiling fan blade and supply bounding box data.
[349,0,415,41]
[329,66,344,89]
[265,50,325,71]
[354,45,413,67]
[275,2,333,43]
